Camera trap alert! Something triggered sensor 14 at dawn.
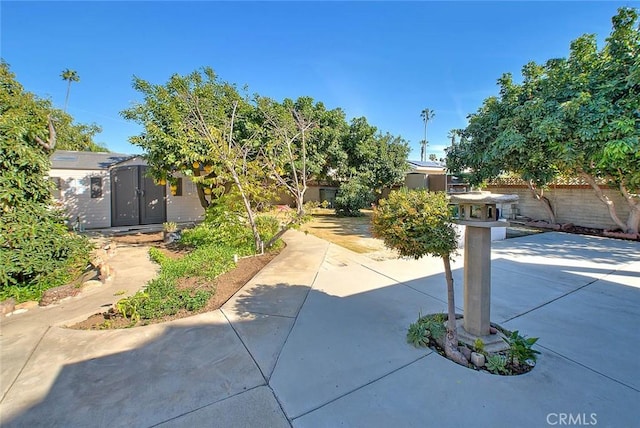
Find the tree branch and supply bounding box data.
[35,115,57,151]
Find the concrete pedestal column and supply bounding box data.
[463,226,492,336]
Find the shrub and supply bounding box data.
[334,177,373,217]
[0,206,92,302]
[255,215,280,242]
[0,63,93,303]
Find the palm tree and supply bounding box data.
[420,108,435,162]
[61,69,80,112]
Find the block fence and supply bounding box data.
[486,179,631,231]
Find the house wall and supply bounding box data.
[486,184,631,230]
[304,186,339,207]
[48,169,112,229]
[165,177,205,223]
[405,173,427,189]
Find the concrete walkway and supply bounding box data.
[1,231,639,427]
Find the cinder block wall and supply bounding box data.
[486,185,631,230]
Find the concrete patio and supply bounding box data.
[1,230,638,427]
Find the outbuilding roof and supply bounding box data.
[407,160,445,169]
[50,150,136,170]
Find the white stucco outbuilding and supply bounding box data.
[49,150,204,230]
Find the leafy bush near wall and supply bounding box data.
[1,63,93,304]
[0,207,91,302]
[334,177,374,217]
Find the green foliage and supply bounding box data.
[121,67,409,236]
[486,355,509,375]
[115,244,240,322]
[504,330,540,365]
[116,292,149,324]
[341,117,410,194]
[406,313,447,347]
[255,215,280,242]
[372,189,458,259]
[447,7,640,232]
[334,176,374,217]
[163,222,178,232]
[0,62,93,302]
[474,338,485,354]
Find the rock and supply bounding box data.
[0,298,16,315]
[40,284,82,306]
[15,301,39,310]
[489,326,498,334]
[471,352,486,368]
[458,346,472,361]
[11,309,28,315]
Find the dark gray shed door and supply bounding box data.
[111,166,166,227]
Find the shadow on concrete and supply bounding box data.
[3,236,639,426]
[1,315,273,427]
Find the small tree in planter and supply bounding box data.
[372,189,468,365]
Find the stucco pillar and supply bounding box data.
[463,226,492,336]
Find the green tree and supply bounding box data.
[61,68,80,112]
[52,108,107,152]
[122,68,269,251]
[372,189,468,365]
[341,116,409,202]
[448,7,640,233]
[1,62,90,300]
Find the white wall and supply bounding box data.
[48,169,111,229]
[165,177,205,223]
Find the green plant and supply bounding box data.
[406,313,447,347]
[474,338,485,354]
[0,207,92,302]
[116,292,149,323]
[486,355,508,374]
[504,330,540,365]
[113,290,126,296]
[0,63,95,303]
[320,200,330,209]
[163,221,178,233]
[334,177,373,217]
[255,215,280,243]
[407,322,430,347]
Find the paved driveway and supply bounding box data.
[1,231,638,427]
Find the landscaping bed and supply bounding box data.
[69,226,281,330]
[408,313,539,376]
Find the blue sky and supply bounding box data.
[2,1,633,160]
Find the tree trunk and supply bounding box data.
[581,172,628,232]
[626,208,640,235]
[619,182,640,235]
[227,164,261,253]
[192,169,210,210]
[442,254,469,366]
[527,180,556,224]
